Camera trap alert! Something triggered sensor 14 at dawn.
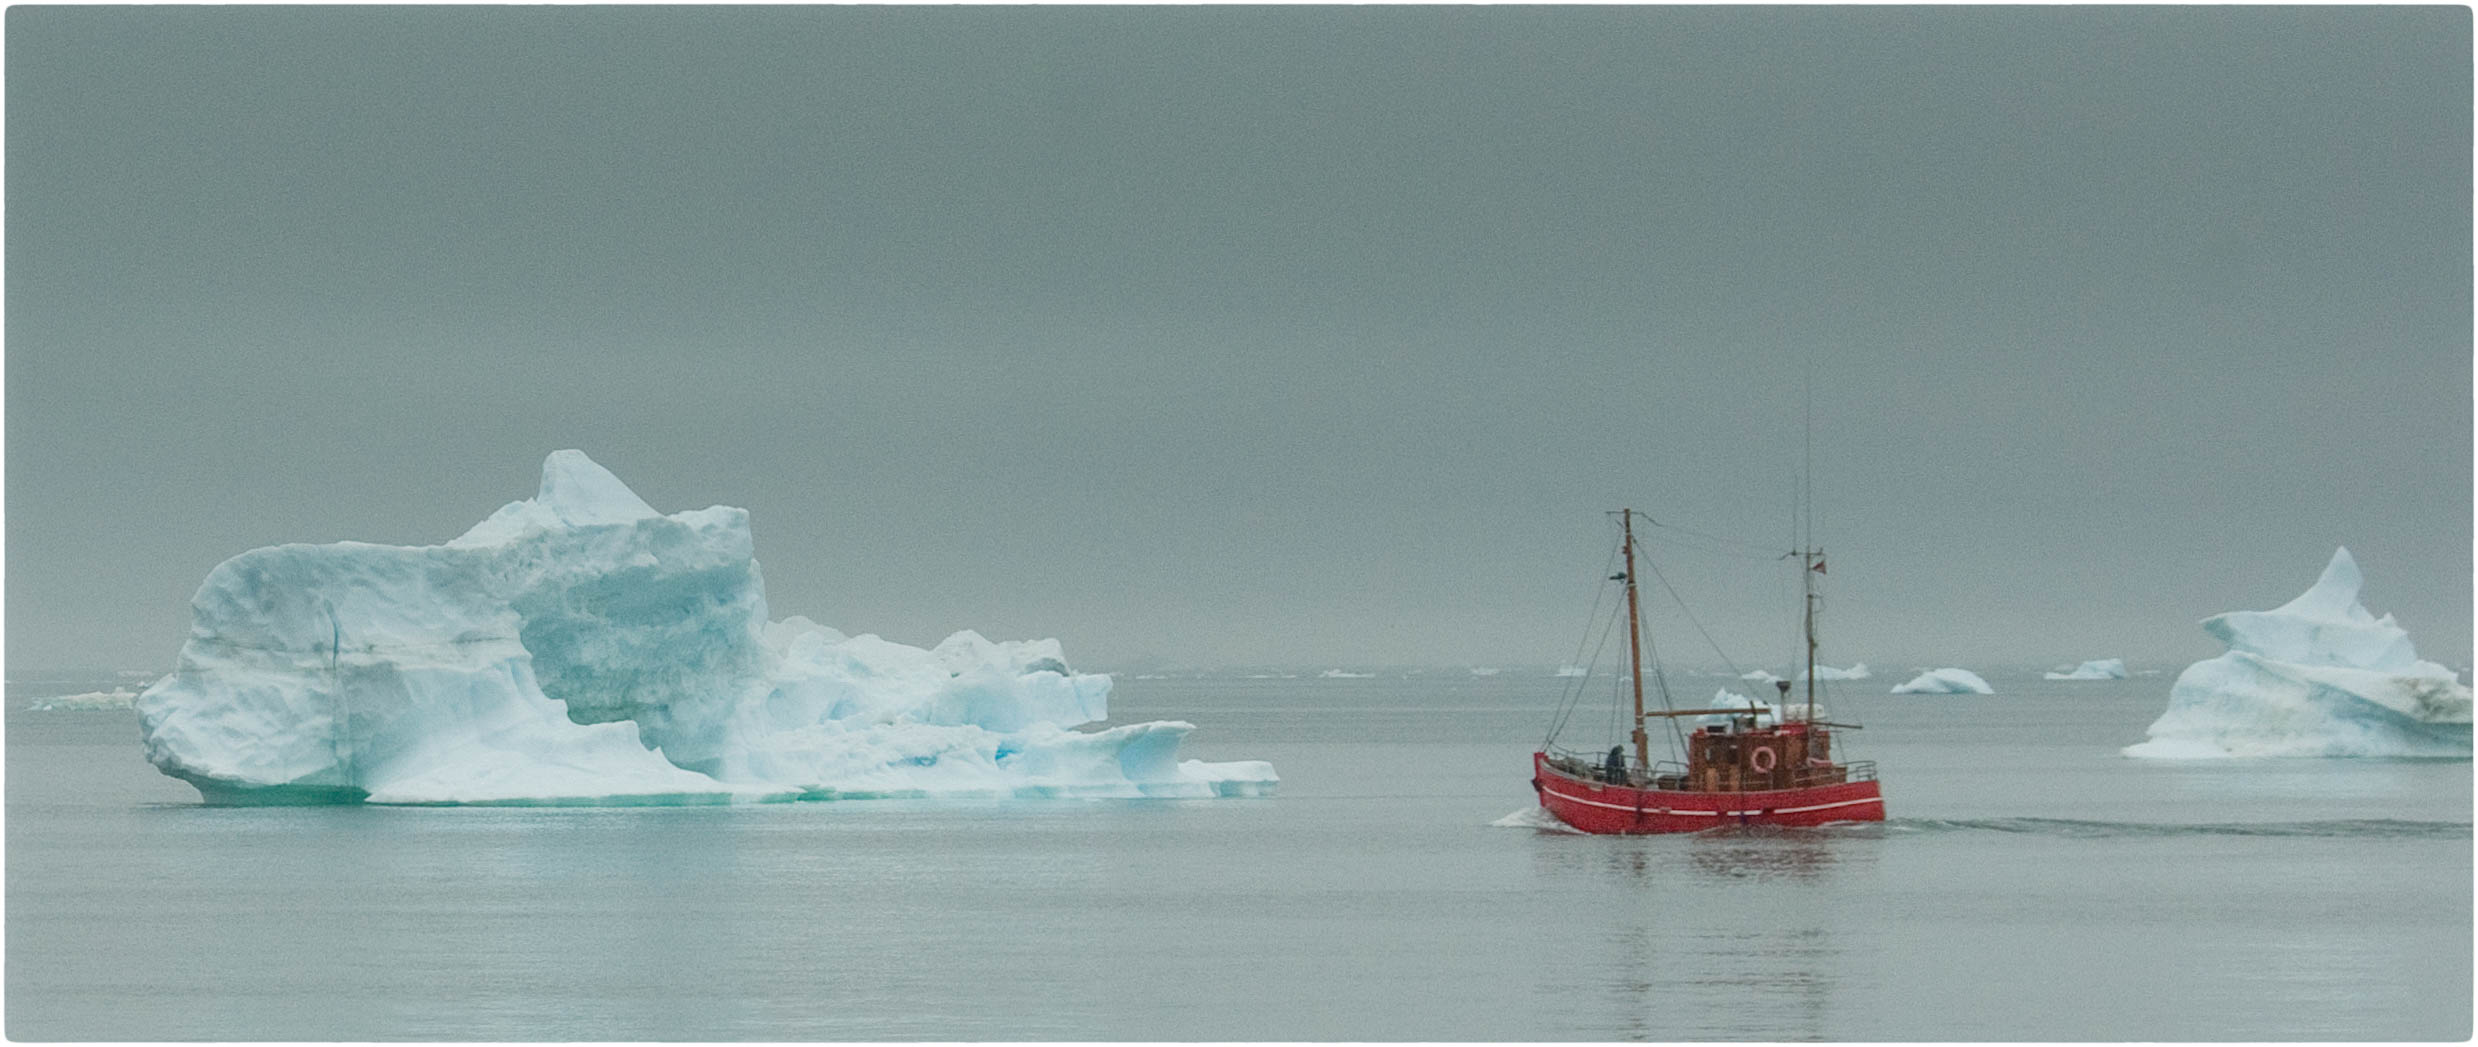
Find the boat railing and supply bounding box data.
[1772,761,1875,788]
[1540,746,1626,784]
[1543,746,1677,787]
[1645,758,1875,788]
[1547,749,1876,790]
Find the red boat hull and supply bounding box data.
[1530,752,1884,834]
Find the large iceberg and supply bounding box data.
[1891,668,1994,695]
[2046,658,2128,681]
[137,451,1277,804]
[2124,547,2470,759]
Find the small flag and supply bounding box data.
[1812,559,1827,574]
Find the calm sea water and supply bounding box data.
[7,669,2470,1041]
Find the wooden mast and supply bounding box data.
[1622,510,1649,775]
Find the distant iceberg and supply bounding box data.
[2124,548,2470,759]
[1553,664,1589,678]
[1318,669,1375,679]
[1692,687,1815,724]
[2046,658,2128,681]
[1742,663,1867,683]
[1891,668,1994,695]
[137,451,1277,805]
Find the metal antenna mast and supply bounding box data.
[1803,357,1818,723]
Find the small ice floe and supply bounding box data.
[1890,668,1994,695]
[1748,663,1867,683]
[2046,658,2128,681]
[29,688,139,711]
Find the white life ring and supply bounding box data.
[1749,745,1778,772]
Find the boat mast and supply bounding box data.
[1622,509,1649,772]
[1801,354,1817,724]
[1804,545,1817,722]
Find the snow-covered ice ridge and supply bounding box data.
[137,451,1277,805]
[2125,547,2470,759]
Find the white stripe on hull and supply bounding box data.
[1539,784,1882,818]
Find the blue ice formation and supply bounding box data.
[2124,548,2470,759]
[137,451,1277,804]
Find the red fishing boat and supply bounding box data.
[1530,509,1884,833]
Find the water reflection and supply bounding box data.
[127,804,771,1039]
[1684,826,1841,882]
[1535,827,1874,1041]
[1535,824,1865,885]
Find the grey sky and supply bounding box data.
[8,6,2469,673]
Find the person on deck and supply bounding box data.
[1603,745,1628,786]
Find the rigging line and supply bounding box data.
[1564,539,1620,675]
[1802,351,1814,559]
[1780,548,1799,682]
[1544,577,1624,746]
[1632,534,1749,682]
[1542,541,1622,746]
[1605,601,1628,749]
[1561,596,1623,745]
[1638,528,1781,562]
[1608,655,1622,745]
[1785,469,1801,678]
[1639,515,1782,556]
[1546,596,1608,744]
[1624,530,1681,722]
[1544,546,1609,744]
[1632,568,1691,757]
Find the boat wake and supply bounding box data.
[1489,807,1586,833]
[1868,816,2469,840]
[1490,810,2467,840]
